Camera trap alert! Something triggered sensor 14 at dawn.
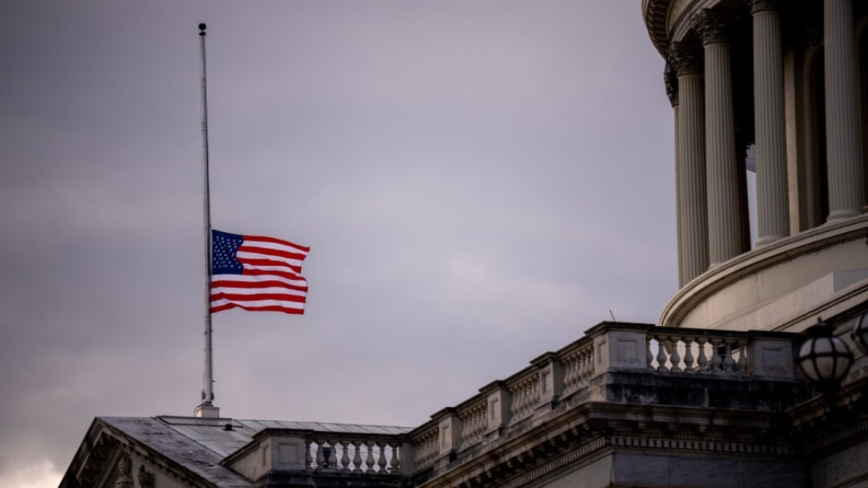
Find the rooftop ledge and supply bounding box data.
[212,321,848,486]
[661,213,868,331]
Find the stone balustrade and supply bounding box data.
[560,337,595,393]
[646,330,748,375]
[411,425,439,470]
[306,436,402,474]
[508,371,540,421]
[227,322,801,484]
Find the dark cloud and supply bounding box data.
[0,1,677,485]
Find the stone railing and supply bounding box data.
[223,428,415,480]
[646,328,749,375]
[306,435,404,474]
[401,322,799,470]
[411,424,439,470]
[226,322,800,483]
[560,336,595,393]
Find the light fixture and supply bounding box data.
[851,310,868,355]
[797,323,853,384]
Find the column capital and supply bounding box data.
[664,62,679,106]
[694,9,732,45]
[669,42,703,76]
[750,0,780,14]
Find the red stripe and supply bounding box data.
[238,257,303,274]
[241,268,306,282]
[244,235,310,253]
[211,303,304,314]
[210,292,307,303]
[211,280,308,292]
[238,245,307,262]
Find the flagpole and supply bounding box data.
[196,22,219,418]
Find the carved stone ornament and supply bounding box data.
[664,62,678,106]
[138,465,156,488]
[750,0,779,14]
[668,42,703,76]
[115,455,133,488]
[694,9,729,45]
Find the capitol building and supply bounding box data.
[60,1,868,487]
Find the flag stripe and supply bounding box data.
[211,291,307,303]
[244,235,310,253]
[237,257,302,273]
[211,286,307,297]
[212,278,308,292]
[210,229,309,315]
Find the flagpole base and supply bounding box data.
[195,404,220,418]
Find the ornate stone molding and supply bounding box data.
[669,41,703,76]
[750,0,779,14]
[664,62,679,107]
[694,9,730,45]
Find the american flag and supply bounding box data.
[210,229,310,314]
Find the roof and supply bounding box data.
[156,415,413,458]
[68,416,413,488]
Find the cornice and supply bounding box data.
[660,214,868,328]
[643,0,674,59]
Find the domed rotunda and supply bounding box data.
[644,0,868,332]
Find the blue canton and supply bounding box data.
[212,230,244,275]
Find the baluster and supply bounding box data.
[696,338,708,373]
[327,440,338,468]
[578,351,590,383]
[722,340,734,374]
[683,337,695,373]
[656,336,669,372]
[305,439,313,469]
[391,443,401,472]
[352,441,363,473]
[365,441,375,472]
[376,442,387,472]
[564,356,576,389]
[339,440,350,472]
[647,336,654,370]
[736,340,748,374]
[585,348,595,378]
[669,337,682,372]
[316,441,325,468]
[711,338,723,373]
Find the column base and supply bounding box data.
[756,235,786,247]
[827,209,862,222]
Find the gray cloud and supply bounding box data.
[0,1,677,486]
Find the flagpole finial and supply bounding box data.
[199,23,207,35]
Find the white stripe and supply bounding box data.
[211,297,305,310]
[212,274,307,287]
[241,264,303,275]
[212,286,307,297]
[241,239,308,256]
[237,250,304,267]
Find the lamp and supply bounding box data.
[797,323,853,384]
[851,311,868,355]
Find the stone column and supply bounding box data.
[670,42,709,283]
[665,63,686,287]
[696,9,744,266]
[751,0,790,245]
[824,0,864,219]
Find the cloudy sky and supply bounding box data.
[0,1,718,486]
